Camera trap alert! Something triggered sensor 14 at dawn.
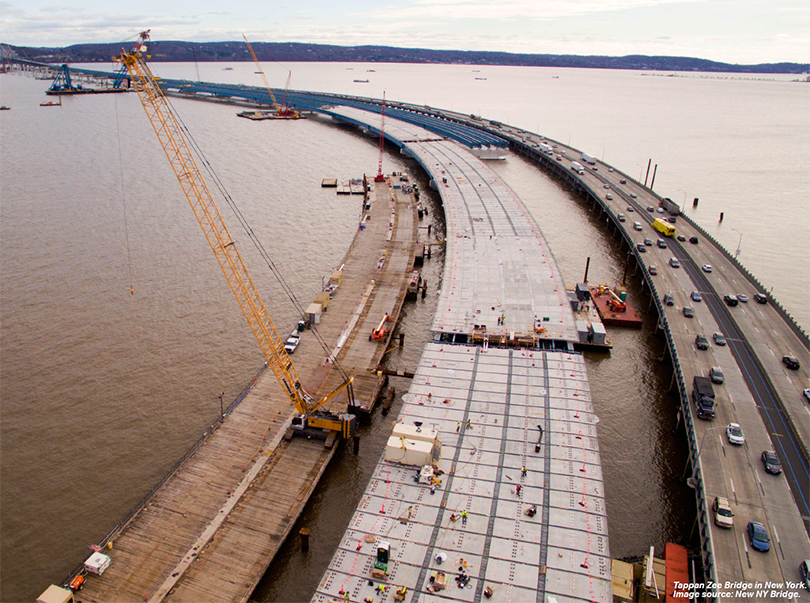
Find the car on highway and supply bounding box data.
[724,294,739,306]
[677,234,687,242]
[284,334,301,354]
[702,264,713,273]
[695,335,709,350]
[761,450,782,475]
[710,366,725,384]
[713,496,733,528]
[603,184,610,189]
[713,332,726,346]
[626,206,635,212]
[669,257,680,268]
[606,193,613,200]
[689,236,699,244]
[747,521,771,552]
[636,243,647,253]
[782,355,800,370]
[620,179,627,184]
[657,239,667,248]
[644,238,653,246]
[754,292,768,304]
[737,294,748,303]
[691,291,702,302]
[646,206,655,212]
[804,388,810,402]
[663,294,674,306]
[799,559,810,591]
[648,265,658,275]
[556,155,562,161]
[683,306,695,318]
[630,192,637,199]
[617,213,625,222]
[656,207,665,213]
[726,423,744,445]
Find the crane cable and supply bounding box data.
[163,95,351,384]
[114,93,135,295]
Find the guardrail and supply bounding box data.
[57,363,268,588]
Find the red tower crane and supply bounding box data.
[375,91,386,182]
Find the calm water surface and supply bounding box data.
[1,63,806,602]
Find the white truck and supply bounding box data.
[570,161,585,175]
[580,153,597,165]
[538,142,554,155]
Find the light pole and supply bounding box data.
[687,425,724,487]
[600,146,605,162]
[731,228,743,258]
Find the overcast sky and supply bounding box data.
[1,0,807,64]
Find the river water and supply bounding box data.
[1,62,807,603]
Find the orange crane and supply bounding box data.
[608,289,627,312]
[242,34,300,119]
[371,314,390,341]
[115,31,354,438]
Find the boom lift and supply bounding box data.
[115,31,355,439]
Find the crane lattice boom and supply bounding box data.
[115,32,325,416]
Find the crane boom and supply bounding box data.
[242,34,280,113]
[115,32,353,436]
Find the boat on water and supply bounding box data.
[0,106,10,110]
[40,97,62,107]
[353,79,369,83]
[222,67,233,70]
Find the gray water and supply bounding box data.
[1,63,807,602]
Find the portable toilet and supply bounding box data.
[84,551,111,575]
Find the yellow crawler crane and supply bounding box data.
[116,31,355,439]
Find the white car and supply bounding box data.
[284,334,301,353]
[726,423,745,445]
[702,264,713,273]
[713,496,734,528]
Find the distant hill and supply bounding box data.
[3,40,808,74]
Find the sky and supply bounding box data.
[0,0,808,64]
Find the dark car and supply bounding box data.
[677,234,687,242]
[799,559,810,591]
[724,294,739,306]
[782,355,800,370]
[695,335,709,350]
[747,521,771,552]
[689,236,699,244]
[754,293,768,304]
[636,243,647,253]
[761,450,782,475]
[620,179,627,184]
[683,306,695,318]
[646,206,655,212]
[663,294,674,306]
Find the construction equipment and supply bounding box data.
[375,92,387,182]
[115,31,355,439]
[242,34,300,119]
[608,289,627,312]
[371,314,390,341]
